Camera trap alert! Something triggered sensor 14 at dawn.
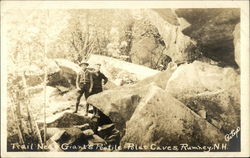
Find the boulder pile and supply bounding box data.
[39,112,120,152]
[87,60,240,151]
[14,57,239,152]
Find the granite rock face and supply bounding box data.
[121,87,226,149]
[166,61,240,133]
[47,58,81,87]
[135,9,240,67]
[87,83,156,134]
[143,9,197,64]
[130,36,164,68]
[175,8,240,67]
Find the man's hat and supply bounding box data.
[79,61,89,66]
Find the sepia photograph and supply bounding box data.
[1,1,249,157]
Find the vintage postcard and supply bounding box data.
[1,0,249,157]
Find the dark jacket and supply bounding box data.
[76,69,93,90]
[92,71,108,91]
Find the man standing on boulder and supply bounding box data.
[74,61,93,114]
[90,63,108,117]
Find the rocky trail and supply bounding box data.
[7,53,238,152]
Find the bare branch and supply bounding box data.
[70,32,79,53]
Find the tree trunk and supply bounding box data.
[22,73,35,137]
[12,105,24,144]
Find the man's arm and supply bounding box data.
[89,72,93,92]
[102,73,108,85]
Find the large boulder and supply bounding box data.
[130,37,158,68]
[47,127,93,152]
[48,58,81,87]
[129,19,168,69]
[233,23,240,67]
[166,61,239,94]
[87,83,158,134]
[87,64,176,135]
[179,90,240,133]
[142,9,197,64]
[175,8,240,67]
[87,54,159,82]
[166,61,240,133]
[121,87,227,149]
